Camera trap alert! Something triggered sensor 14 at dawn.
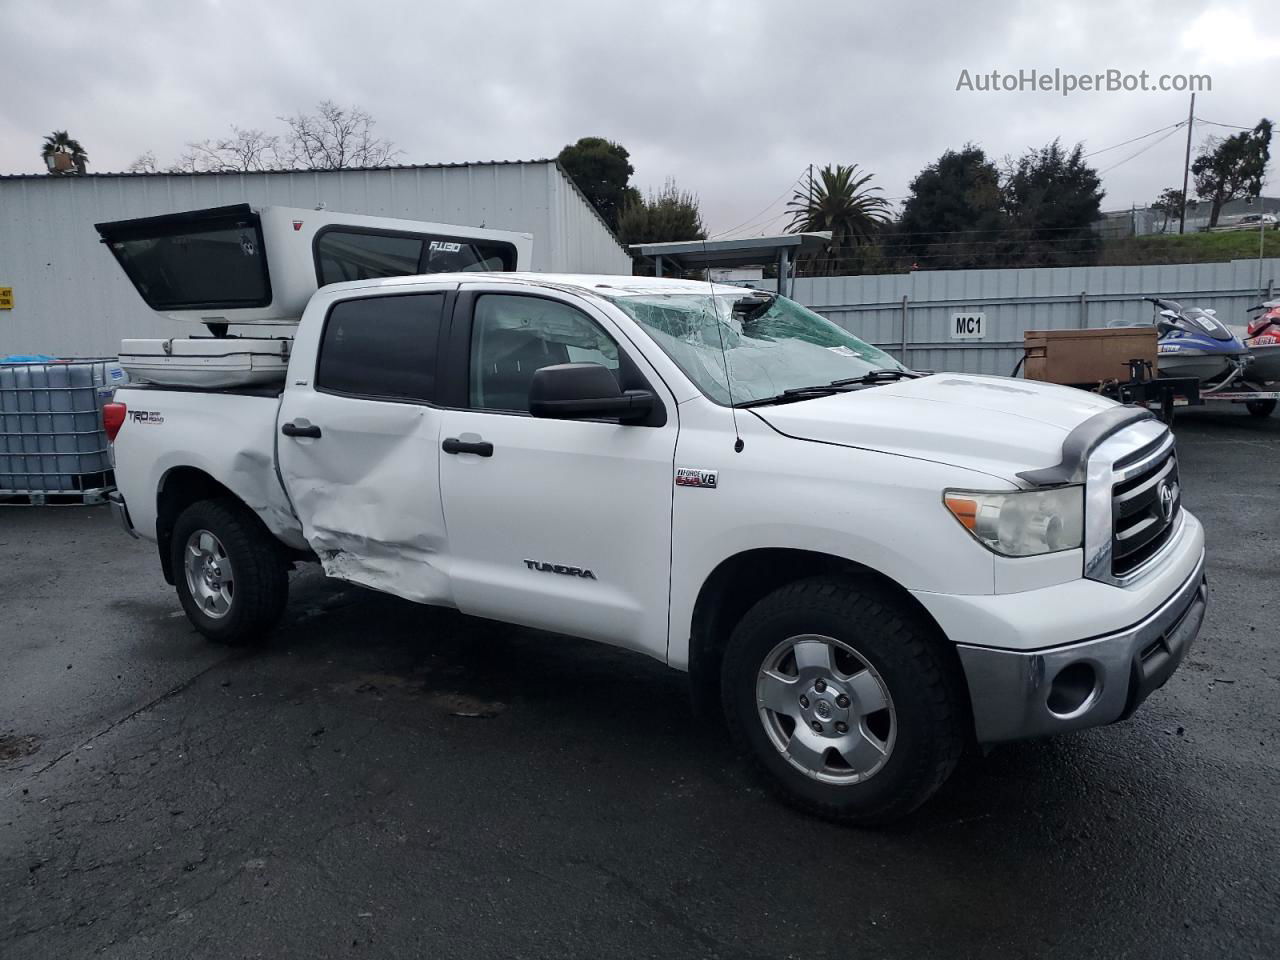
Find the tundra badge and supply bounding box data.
[524,559,596,580]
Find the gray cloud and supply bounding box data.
[1,0,1274,235]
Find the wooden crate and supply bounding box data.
[1023,327,1157,384]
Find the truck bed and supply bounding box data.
[110,386,304,549]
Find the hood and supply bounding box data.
[751,373,1116,482]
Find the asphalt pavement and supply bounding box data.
[1,406,1278,959]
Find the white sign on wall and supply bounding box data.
[951,312,986,339]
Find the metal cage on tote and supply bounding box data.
[0,359,123,504]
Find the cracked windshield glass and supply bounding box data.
[606,291,904,405]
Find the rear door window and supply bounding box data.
[316,293,445,403]
[315,229,516,287]
[97,205,270,310]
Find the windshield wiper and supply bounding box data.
[735,385,850,408]
[735,369,921,408]
[829,368,922,386]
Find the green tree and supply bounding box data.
[557,137,639,230]
[1192,119,1272,227]
[1002,140,1104,266]
[896,145,1007,268]
[786,164,890,275]
[41,130,88,175]
[1150,187,1186,233]
[617,178,706,248]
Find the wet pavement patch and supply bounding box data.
[0,734,40,762]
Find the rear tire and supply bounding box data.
[1246,399,1276,418]
[171,498,288,645]
[721,577,966,825]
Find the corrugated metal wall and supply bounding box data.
[756,259,1280,376]
[0,162,631,356]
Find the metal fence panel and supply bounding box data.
[751,259,1279,375]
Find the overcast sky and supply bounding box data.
[1,0,1275,236]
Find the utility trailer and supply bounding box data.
[1019,328,1200,424]
[1173,386,1279,418]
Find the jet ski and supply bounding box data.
[1147,297,1252,387]
[1242,300,1280,384]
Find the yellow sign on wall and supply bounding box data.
[0,287,11,310]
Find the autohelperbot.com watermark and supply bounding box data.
[956,68,1211,97]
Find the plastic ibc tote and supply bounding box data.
[0,357,128,502]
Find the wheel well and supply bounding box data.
[155,468,239,585]
[687,548,967,722]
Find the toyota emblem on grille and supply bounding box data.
[1158,480,1175,522]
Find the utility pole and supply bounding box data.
[1179,92,1195,235]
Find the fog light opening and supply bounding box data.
[1047,662,1099,717]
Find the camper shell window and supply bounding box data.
[314,227,517,286]
[96,205,271,311]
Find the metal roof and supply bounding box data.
[629,232,832,268]
[0,157,626,251]
[0,158,556,180]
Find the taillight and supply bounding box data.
[103,402,126,442]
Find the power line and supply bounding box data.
[1098,124,1186,174]
[710,169,807,239]
[1197,118,1255,131]
[717,208,793,240]
[1083,122,1185,159]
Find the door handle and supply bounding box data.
[442,437,494,457]
[281,420,322,439]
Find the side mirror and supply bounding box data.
[528,362,655,423]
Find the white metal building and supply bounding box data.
[0,161,631,356]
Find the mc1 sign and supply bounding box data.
[951,312,985,340]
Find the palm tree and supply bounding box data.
[786,164,890,274]
[41,131,89,175]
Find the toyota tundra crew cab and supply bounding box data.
[103,271,1206,823]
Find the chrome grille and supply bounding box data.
[1111,446,1180,578]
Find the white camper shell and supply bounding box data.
[96,204,532,387]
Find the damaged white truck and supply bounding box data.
[99,204,1207,823]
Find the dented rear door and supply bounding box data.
[277,285,456,604]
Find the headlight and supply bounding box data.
[943,486,1083,557]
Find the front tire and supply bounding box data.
[721,577,966,825]
[171,498,289,645]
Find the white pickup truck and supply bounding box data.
[99,212,1206,823]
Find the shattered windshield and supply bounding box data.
[606,291,904,405]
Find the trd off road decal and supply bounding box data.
[129,410,164,424]
[675,467,717,489]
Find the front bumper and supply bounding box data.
[107,490,140,539]
[956,550,1206,743]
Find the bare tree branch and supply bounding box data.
[146,103,399,173]
[170,127,282,173]
[280,100,399,170]
[127,151,159,173]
